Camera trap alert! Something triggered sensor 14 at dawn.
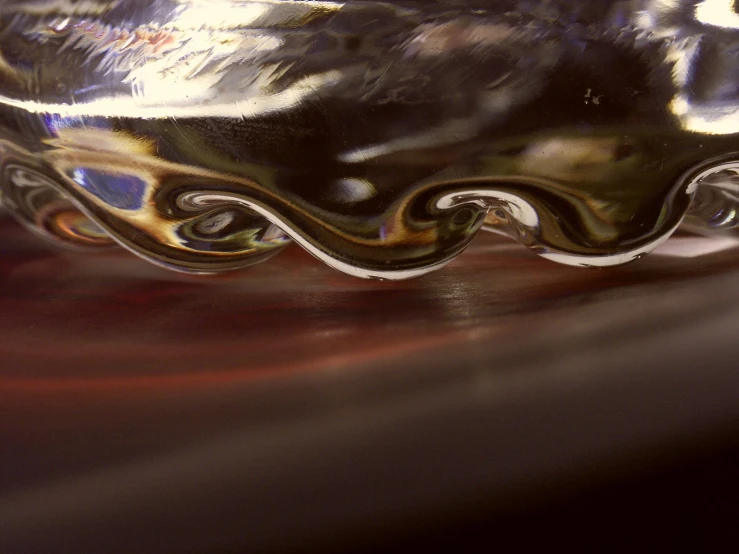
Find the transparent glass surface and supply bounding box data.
[1,1,739,279]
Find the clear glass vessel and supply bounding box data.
[1,0,739,279]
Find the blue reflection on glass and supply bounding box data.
[71,168,146,210]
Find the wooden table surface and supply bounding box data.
[1,215,738,551]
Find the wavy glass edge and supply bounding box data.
[1,1,739,279]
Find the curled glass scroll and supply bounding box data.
[2,0,739,279]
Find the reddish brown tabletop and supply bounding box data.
[1,215,738,552]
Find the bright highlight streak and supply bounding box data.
[0,71,342,120]
[695,0,739,30]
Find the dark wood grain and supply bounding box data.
[1,216,738,552]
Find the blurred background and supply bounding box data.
[1,213,738,551]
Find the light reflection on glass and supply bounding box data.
[0,1,739,279]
